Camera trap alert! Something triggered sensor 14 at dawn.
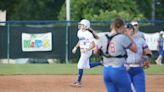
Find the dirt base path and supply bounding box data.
[0,75,163,92]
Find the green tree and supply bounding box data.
[134,0,152,19]
[0,0,64,20]
[58,0,145,20]
[0,0,18,20]
[0,0,17,10]
[155,0,164,20]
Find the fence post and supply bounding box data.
[65,22,69,64]
[7,22,10,64]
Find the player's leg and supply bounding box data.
[78,51,92,69]
[161,50,164,65]
[72,68,83,87]
[156,55,161,64]
[111,66,131,92]
[159,47,163,64]
[89,62,102,68]
[156,47,163,65]
[127,67,136,92]
[132,67,145,92]
[127,67,135,92]
[73,52,92,86]
[103,66,117,92]
[76,69,83,83]
[156,55,162,65]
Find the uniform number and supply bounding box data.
[109,42,115,53]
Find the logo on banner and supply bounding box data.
[22,32,52,51]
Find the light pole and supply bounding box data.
[65,0,70,64]
[152,0,155,21]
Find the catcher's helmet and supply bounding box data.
[79,19,90,29]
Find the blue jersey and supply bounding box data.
[158,37,164,47]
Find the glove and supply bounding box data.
[142,55,151,69]
[143,60,150,69]
[72,47,77,54]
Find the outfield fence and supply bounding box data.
[0,20,164,64]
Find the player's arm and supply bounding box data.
[81,41,95,53]
[142,44,152,69]
[87,41,95,51]
[129,43,137,53]
[74,41,80,49]
[143,47,152,56]
[72,41,79,54]
[93,46,103,56]
[93,37,102,56]
[124,33,137,53]
[143,48,152,69]
[157,40,160,52]
[143,47,152,62]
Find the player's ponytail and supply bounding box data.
[111,18,125,33]
[87,28,99,39]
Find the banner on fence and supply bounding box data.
[22,32,52,51]
[0,10,6,26]
[144,32,159,51]
[98,32,160,51]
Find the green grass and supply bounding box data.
[0,64,163,75]
[144,64,164,74]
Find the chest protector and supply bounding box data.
[101,33,127,58]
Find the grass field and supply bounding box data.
[0,64,163,75]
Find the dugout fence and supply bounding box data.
[0,20,163,64]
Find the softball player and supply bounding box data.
[125,24,152,92]
[94,18,137,92]
[71,19,102,87]
[155,31,164,65]
[130,20,145,40]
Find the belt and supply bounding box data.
[129,64,141,67]
[104,64,124,68]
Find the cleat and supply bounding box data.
[155,60,162,65]
[155,60,160,65]
[71,81,82,88]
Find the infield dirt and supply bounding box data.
[0,75,163,92]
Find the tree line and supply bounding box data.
[0,0,163,20]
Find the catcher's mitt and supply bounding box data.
[143,60,150,69]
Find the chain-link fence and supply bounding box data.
[0,20,163,64]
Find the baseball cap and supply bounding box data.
[126,24,134,29]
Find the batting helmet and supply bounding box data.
[79,19,90,29]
